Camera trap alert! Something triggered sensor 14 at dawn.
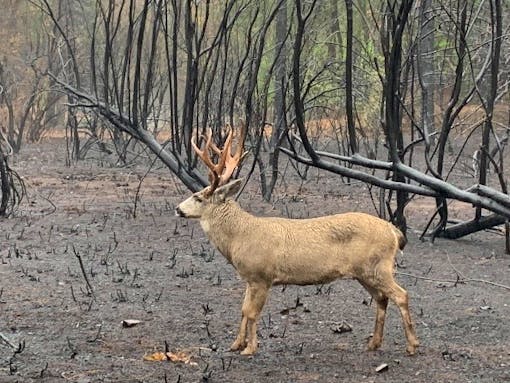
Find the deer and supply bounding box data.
[175,128,419,356]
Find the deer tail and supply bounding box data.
[392,225,407,251]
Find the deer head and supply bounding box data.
[175,128,245,219]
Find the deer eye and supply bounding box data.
[193,195,204,203]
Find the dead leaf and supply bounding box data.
[143,350,197,366]
[167,351,198,366]
[167,351,188,363]
[166,351,198,366]
[143,352,167,361]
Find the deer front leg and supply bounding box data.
[230,284,250,351]
[231,282,269,355]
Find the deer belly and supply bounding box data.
[273,264,345,286]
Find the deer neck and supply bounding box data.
[200,200,251,263]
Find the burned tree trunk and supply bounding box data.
[380,0,414,233]
[0,148,10,216]
[438,0,507,245]
[263,0,288,201]
[0,140,24,217]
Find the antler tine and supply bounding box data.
[192,129,221,193]
[210,132,230,175]
[219,125,245,185]
[191,129,215,172]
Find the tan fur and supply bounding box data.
[176,180,419,356]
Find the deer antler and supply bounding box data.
[192,124,246,195]
[218,129,244,186]
[192,129,225,193]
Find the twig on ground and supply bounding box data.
[67,337,78,359]
[38,192,57,215]
[0,332,16,348]
[88,324,102,343]
[397,268,510,291]
[132,156,158,218]
[39,362,49,378]
[72,245,95,295]
[446,250,510,290]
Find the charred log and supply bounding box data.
[439,214,508,239]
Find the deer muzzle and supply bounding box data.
[175,206,186,217]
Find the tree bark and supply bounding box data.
[476,0,502,219]
[381,0,413,233]
[263,0,287,201]
[344,0,357,154]
[418,0,435,145]
[0,148,10,216]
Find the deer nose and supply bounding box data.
[175,206,185,217]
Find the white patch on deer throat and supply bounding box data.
[200,220,211,234]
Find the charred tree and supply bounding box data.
[0,136,24,217]
[262,0,288,201]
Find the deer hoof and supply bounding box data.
[406,337,420,355]
[367,338,382,351]
[406,343,419,355]
[230,340,246,352]
[240,346,256,356]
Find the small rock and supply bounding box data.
[122,319,141,328]
[375,363,388,373]
[330,322,352,334]
[442,349,455,361]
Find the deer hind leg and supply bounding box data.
[231,282,269,356]
[380,279,419,355]
[358,280,389,351]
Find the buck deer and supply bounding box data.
[175,129,419,356]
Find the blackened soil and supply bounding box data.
[1,139,509,383]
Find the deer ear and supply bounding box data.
[213,178,243,201]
